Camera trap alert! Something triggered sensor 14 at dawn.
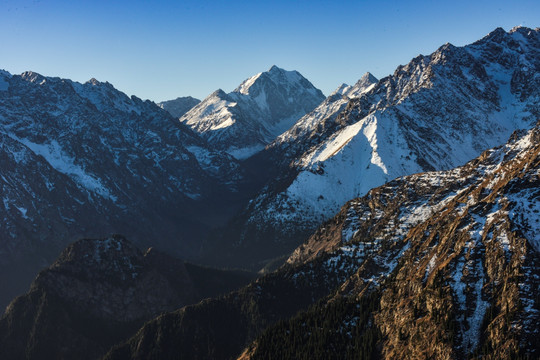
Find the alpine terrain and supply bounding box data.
[0,26,538,360]
[0,71,243,309]
[180,65,325,159]
[106,119,540,360]
[157,96,201,118]
[206,26,540,269]
[0,235,254,360]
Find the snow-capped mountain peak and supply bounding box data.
[354,71,378,89]
[234,65,317,98]
[331,83,351,96]
[271,72,378,148]
[268,64,283,73]
[345,71,378,97]
[180,66,325,159]
[87,77,101,86]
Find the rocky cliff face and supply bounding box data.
[246,123,540,359]
[104,120,539,359]
[0,235,254,360]
[209,26,540,269]
[0,70,243,308]
[180,65,325,159]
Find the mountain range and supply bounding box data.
[180,65,325,159]
[0,26,538,359]
[0,234,254,359]
[203,26,539,270]
[0,71,247,308]
[109,118,539,360]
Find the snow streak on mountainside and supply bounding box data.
[105,124,540,359]
[226,26,540,266]
[279,124,540,359]
[180,65,325,159]
[0,71,242,309]
[275,72,378,146]
[157,96,200,118]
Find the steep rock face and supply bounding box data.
[157,96,200,118]
[180,65,325,159]
[0,235,254,360]
[104,122,539,360]
[248,124,540,359]
[214,26,540,268]
[0,71,243,308]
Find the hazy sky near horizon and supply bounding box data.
[1,0,538,101]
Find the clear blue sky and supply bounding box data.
[1,0,538,101]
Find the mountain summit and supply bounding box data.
[354,71,378,90]
[180,66,325,159]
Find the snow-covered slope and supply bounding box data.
[216,26,540,267]
[157,96,200,118]
[104,123,540,359]
[180,65,325,159]
[275,72,377,147]
[249,122,540,359]
[0,71,243,309]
